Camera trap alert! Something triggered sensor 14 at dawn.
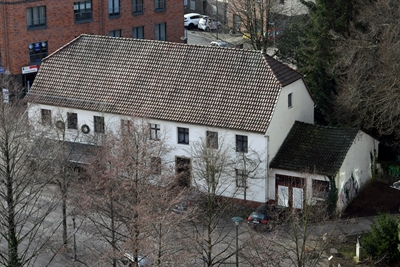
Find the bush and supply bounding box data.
[363,213,400,263]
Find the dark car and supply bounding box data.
[172,190,204,214]
[247,204,286,231]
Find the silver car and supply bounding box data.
[198,16,221,32]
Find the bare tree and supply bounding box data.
[331,0,400,150]
[45,110,93,248]
[228,0,295,51]
[0,76,59,267]
[270,174,338,267]
[232,148,263,206]
[184,134,243,267]
[74,117,181,266]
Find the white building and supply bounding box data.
[26,34,376,211]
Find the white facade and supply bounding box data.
[27,79,314,204]
[269,130,379,211]
[266,79,314,161]
[336,131,379,211]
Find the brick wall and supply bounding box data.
[0,0,184,75]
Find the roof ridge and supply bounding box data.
[42,34,85,62]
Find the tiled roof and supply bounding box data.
[270,121,359,176]
[27,34,305,133]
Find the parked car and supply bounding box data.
[172,190,204,214]
[247,203,286,231]
[210,40,233,48]
[198,16,221,32]
[184,13,203,29]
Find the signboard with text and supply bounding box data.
[22,65,38,74]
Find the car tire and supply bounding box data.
[188,23,195,30]
[205,27,210,32]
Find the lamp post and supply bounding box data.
[231,216,243,267]
[72,215,77,261]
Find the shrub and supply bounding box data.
[363,213,400,263]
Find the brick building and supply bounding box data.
[0,0,184,90]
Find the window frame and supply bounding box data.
[177,127,189,145]
[133,26,144,39]
[236,135,248,153]
[206,131,218,149]
[67,112,78,129]
[236,169,247,188]
[28,41,48,64]
[155,23,166,41]
[154,0,166,11]
[150,123,160,140]
[288,92,292,108]
[94,116,105,133]
[26,6,46,29]
[151,157,162,175]
[74,0,93,23]
[312,179,329,199]
[109,30,121,37]
[108,0,120,17]
[132,0,144,14]
[121,119,133,134]
[41,109,51,126]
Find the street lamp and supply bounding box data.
[231,216,243,267]
[72,215,77,261]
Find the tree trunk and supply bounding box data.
[6,138,21,267]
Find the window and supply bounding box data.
[288,92,292,108]
[121,119,133,133]
[206,131,218,149]
[41,109,51,125]
[155,0,166,11]
[109,30,121,37]
[176,157,191,187]
[132,0,144,14]
[28,41,48,64]
[27,6,46,29]
[133,26,144,39]
[236,169,247,188]
[151,157,161,174]
[94,116,105,133]
[211,5,217,15]
[74,0,92,22]
[312,180,329,199]
[155,23,166,41]
[236,135,248,153]
[150,124,160,140]
[177,127,189,144]
[67,113,78,129]
[108,0,120,17]
[189,0,195,10]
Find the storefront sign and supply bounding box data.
[22,65,38,74]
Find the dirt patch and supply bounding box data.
[341,179,400,219]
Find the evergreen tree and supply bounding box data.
[296,0,355,125]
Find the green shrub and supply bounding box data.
[363,213,400,263]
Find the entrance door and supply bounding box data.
[176,157,191,187]
[278,185,289,207]
[276,174,305,209]
[293,187,304,209]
